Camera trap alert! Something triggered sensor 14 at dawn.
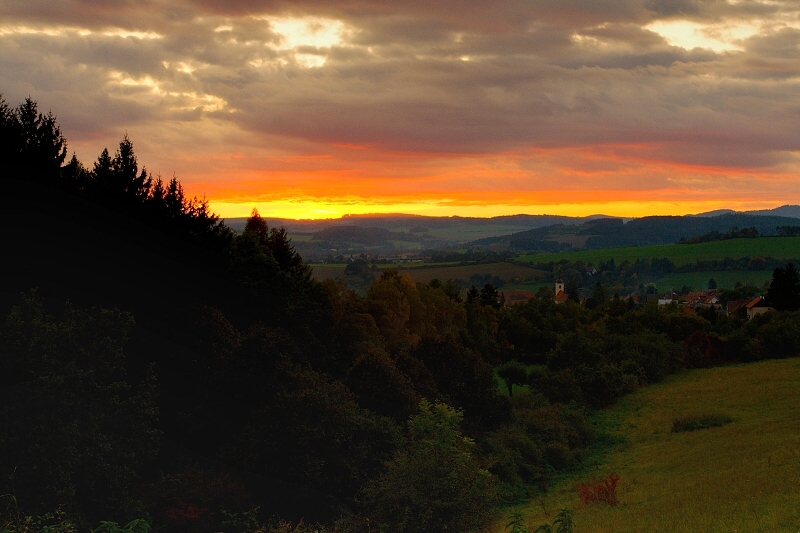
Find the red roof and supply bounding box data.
[501,290,536,307]
[746,296,772,309]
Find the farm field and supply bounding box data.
[310,262,547,284]
[494,358,800,533]
[654,270,774,293]
[398,262,545,284]
[517,236,800,267]
[309,264,346,279]
[423,224,535,242]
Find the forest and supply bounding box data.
[3,95,800,533]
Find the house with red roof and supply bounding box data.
[745,297,773,320]
[501,290,536,308]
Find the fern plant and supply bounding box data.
[505,511,530,533]
[533,508,574,533]
[93,520,151,533]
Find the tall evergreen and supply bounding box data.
[767,262,800,311]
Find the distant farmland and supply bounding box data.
[517,236,800,267]
[310,262,547,284]
[654,270,774,292]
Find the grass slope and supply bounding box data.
[496,358,800,533]
[517,236,800,267]
[654,270,774,292]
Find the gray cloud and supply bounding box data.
[2,0,800,200]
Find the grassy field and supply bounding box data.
[654,270,774,292]
[493,358,800,533]
[517,236,800,267]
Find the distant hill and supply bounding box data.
[222,213,616,234]
[220,209,800,259]
[692,205,800,218]
[478,213,800,252]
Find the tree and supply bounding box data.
[465,285,480,304]
[767,263,800,311]
[363,401,498,533]
[243,208,269,241]
[15,98,67,175]
[565,281,580,303]
[708,278,717,290]
[497,361,528,397]
[0,293,159,522]
[111,134,151,202]
[480,283,501,308]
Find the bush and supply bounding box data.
[577,473,619,506]
[671,413,733,433]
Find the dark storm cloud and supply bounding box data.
[2,0,800,182]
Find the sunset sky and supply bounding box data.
[3,0,800,219]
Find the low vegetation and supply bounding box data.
[671,413,734,433]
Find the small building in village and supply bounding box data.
[745,296,774,320]
[501,290,536,308]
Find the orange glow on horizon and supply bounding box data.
[179,142,800,221]
[207,197,792,220]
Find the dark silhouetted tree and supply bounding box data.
[497,361,527,397]
[480,283,501,308]
[16,97,67,175]
[767,263,800,311]
[244,208,269,241]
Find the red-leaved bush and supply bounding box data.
[577,472,620,506]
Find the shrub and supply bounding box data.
[533,508,574,533]
[577,473,619,506]
[671,413,733,433]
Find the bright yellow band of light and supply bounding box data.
[210,199,782,221]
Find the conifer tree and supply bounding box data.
[13,98,66,178]
[767,262,800,311]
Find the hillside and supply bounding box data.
[498,358,800,533]
[480,214,800,253]
[221,211,800,261]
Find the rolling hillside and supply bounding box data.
[496,358,800,533]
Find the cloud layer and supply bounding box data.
[2,0,800,217]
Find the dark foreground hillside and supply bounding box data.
[5,96,800,533]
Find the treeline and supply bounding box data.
[527,255,799,296]
[777,225,800,237]
[426,249,514,263]
[677,226,759,244]
[1,97,229,255]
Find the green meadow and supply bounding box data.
[494,358,800,533]
[517,236,800,267]
[654,270,774,292]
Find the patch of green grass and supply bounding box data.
[517,236,800,267]
[490,358,800,533]
[654,270,773,292]
[671,413,734,433]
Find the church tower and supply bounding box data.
[554,279,568,303]
[555,279,564,295]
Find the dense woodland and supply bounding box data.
[3,96,800,533]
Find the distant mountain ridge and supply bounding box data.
[221,207,800,259]
[692,205,800,218]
